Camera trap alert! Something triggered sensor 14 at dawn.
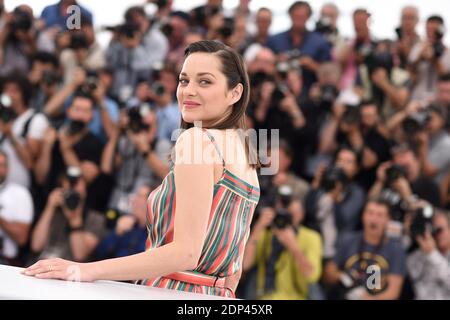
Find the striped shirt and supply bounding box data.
[142,128,260,298]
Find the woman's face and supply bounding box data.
[176,52,242,127]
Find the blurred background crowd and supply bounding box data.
[0,0,449,300]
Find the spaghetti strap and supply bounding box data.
[202,128,226,167]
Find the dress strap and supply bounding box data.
[202,128,226,167]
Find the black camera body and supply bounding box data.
[385,164,407,186]
[315,17,334,35]
[320,166,348,193]
[63,167,82,210]
[271,185,294,229]
[151,81,166,96]
[433,27,446,59]
[402,109,431,135]
[128,104,151,133]
[9,8,32,33]
[69,33,89,50]
[0,94,16,123]
[320,84,339,111]
[410,204,437,239]
[42,70,61,87]
[341,104,361,125]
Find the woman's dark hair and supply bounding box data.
[180,40,261,169]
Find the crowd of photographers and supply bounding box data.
[0,0,449,300]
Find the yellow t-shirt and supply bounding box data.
[255,226,322,300]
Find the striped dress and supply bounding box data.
[141,128,260,298]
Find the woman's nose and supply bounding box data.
[182,82,197,97]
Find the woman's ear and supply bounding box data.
[230,83,243,105]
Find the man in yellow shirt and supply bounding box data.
[242,197,322,300]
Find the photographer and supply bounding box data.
[305,147,365,255]
[34,90,104,206]
[320,101,391,190]
[0,6,36,76]
[267,1,331,96]
[355,40,411,119]
[406,208,450,299]
[414,105,450,185]
[242,187,322,300]
[59,15,106,85]
[124,6,168,69]
[337,8,376,91]
[105,21,153,103]
[30,167,107,263]
[369,144,441,211]
[0,151,33,266]
[257,140,310,211]
[128,66,180,142]
[323,198,406,300]
[106,106,171,215]
[250,51,307,176]
[316,3,345,55]
[27,51,61,113]
[43,67,119,142]
[0,74,49,189]
[408,15,450,101]
[436,74,450,126]
[395,6,421,69]
[302,62,342,179]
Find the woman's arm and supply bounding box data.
[24,127,216,282]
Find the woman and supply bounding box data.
[23,40,261,298]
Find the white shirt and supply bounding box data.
[0,182,34,259]
[0,109,49,188]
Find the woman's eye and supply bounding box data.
[178,79,188,85]
[199,79,211,85]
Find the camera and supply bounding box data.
[320,166,348,192]
[0,94,16,123]
[433,25,446,59]
[385,164,407,186]
[67,119,87,136]
[379,188,406,221]
[341,104,361,125]
[320,84,339,111]
[410,204,438,239]
[151,81,165,96]
[69,33,89,50]
[366,51,394,76]
[402,109,431,135]
[128,104,151,133]
[395,27,403,40]
[63,166,82,210]
[271,82,291,106]
[9,8,32,33]
[42,70,61,87]
[219,17,234,39]
[81,69,99,92]
[272,185,293,229]
[315,16,334,35]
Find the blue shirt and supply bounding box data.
[334,232,406,294]
[41,1,93,30]
[267,30,331,93]
[155,101,181,142]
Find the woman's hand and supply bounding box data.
[22,258,97,282]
